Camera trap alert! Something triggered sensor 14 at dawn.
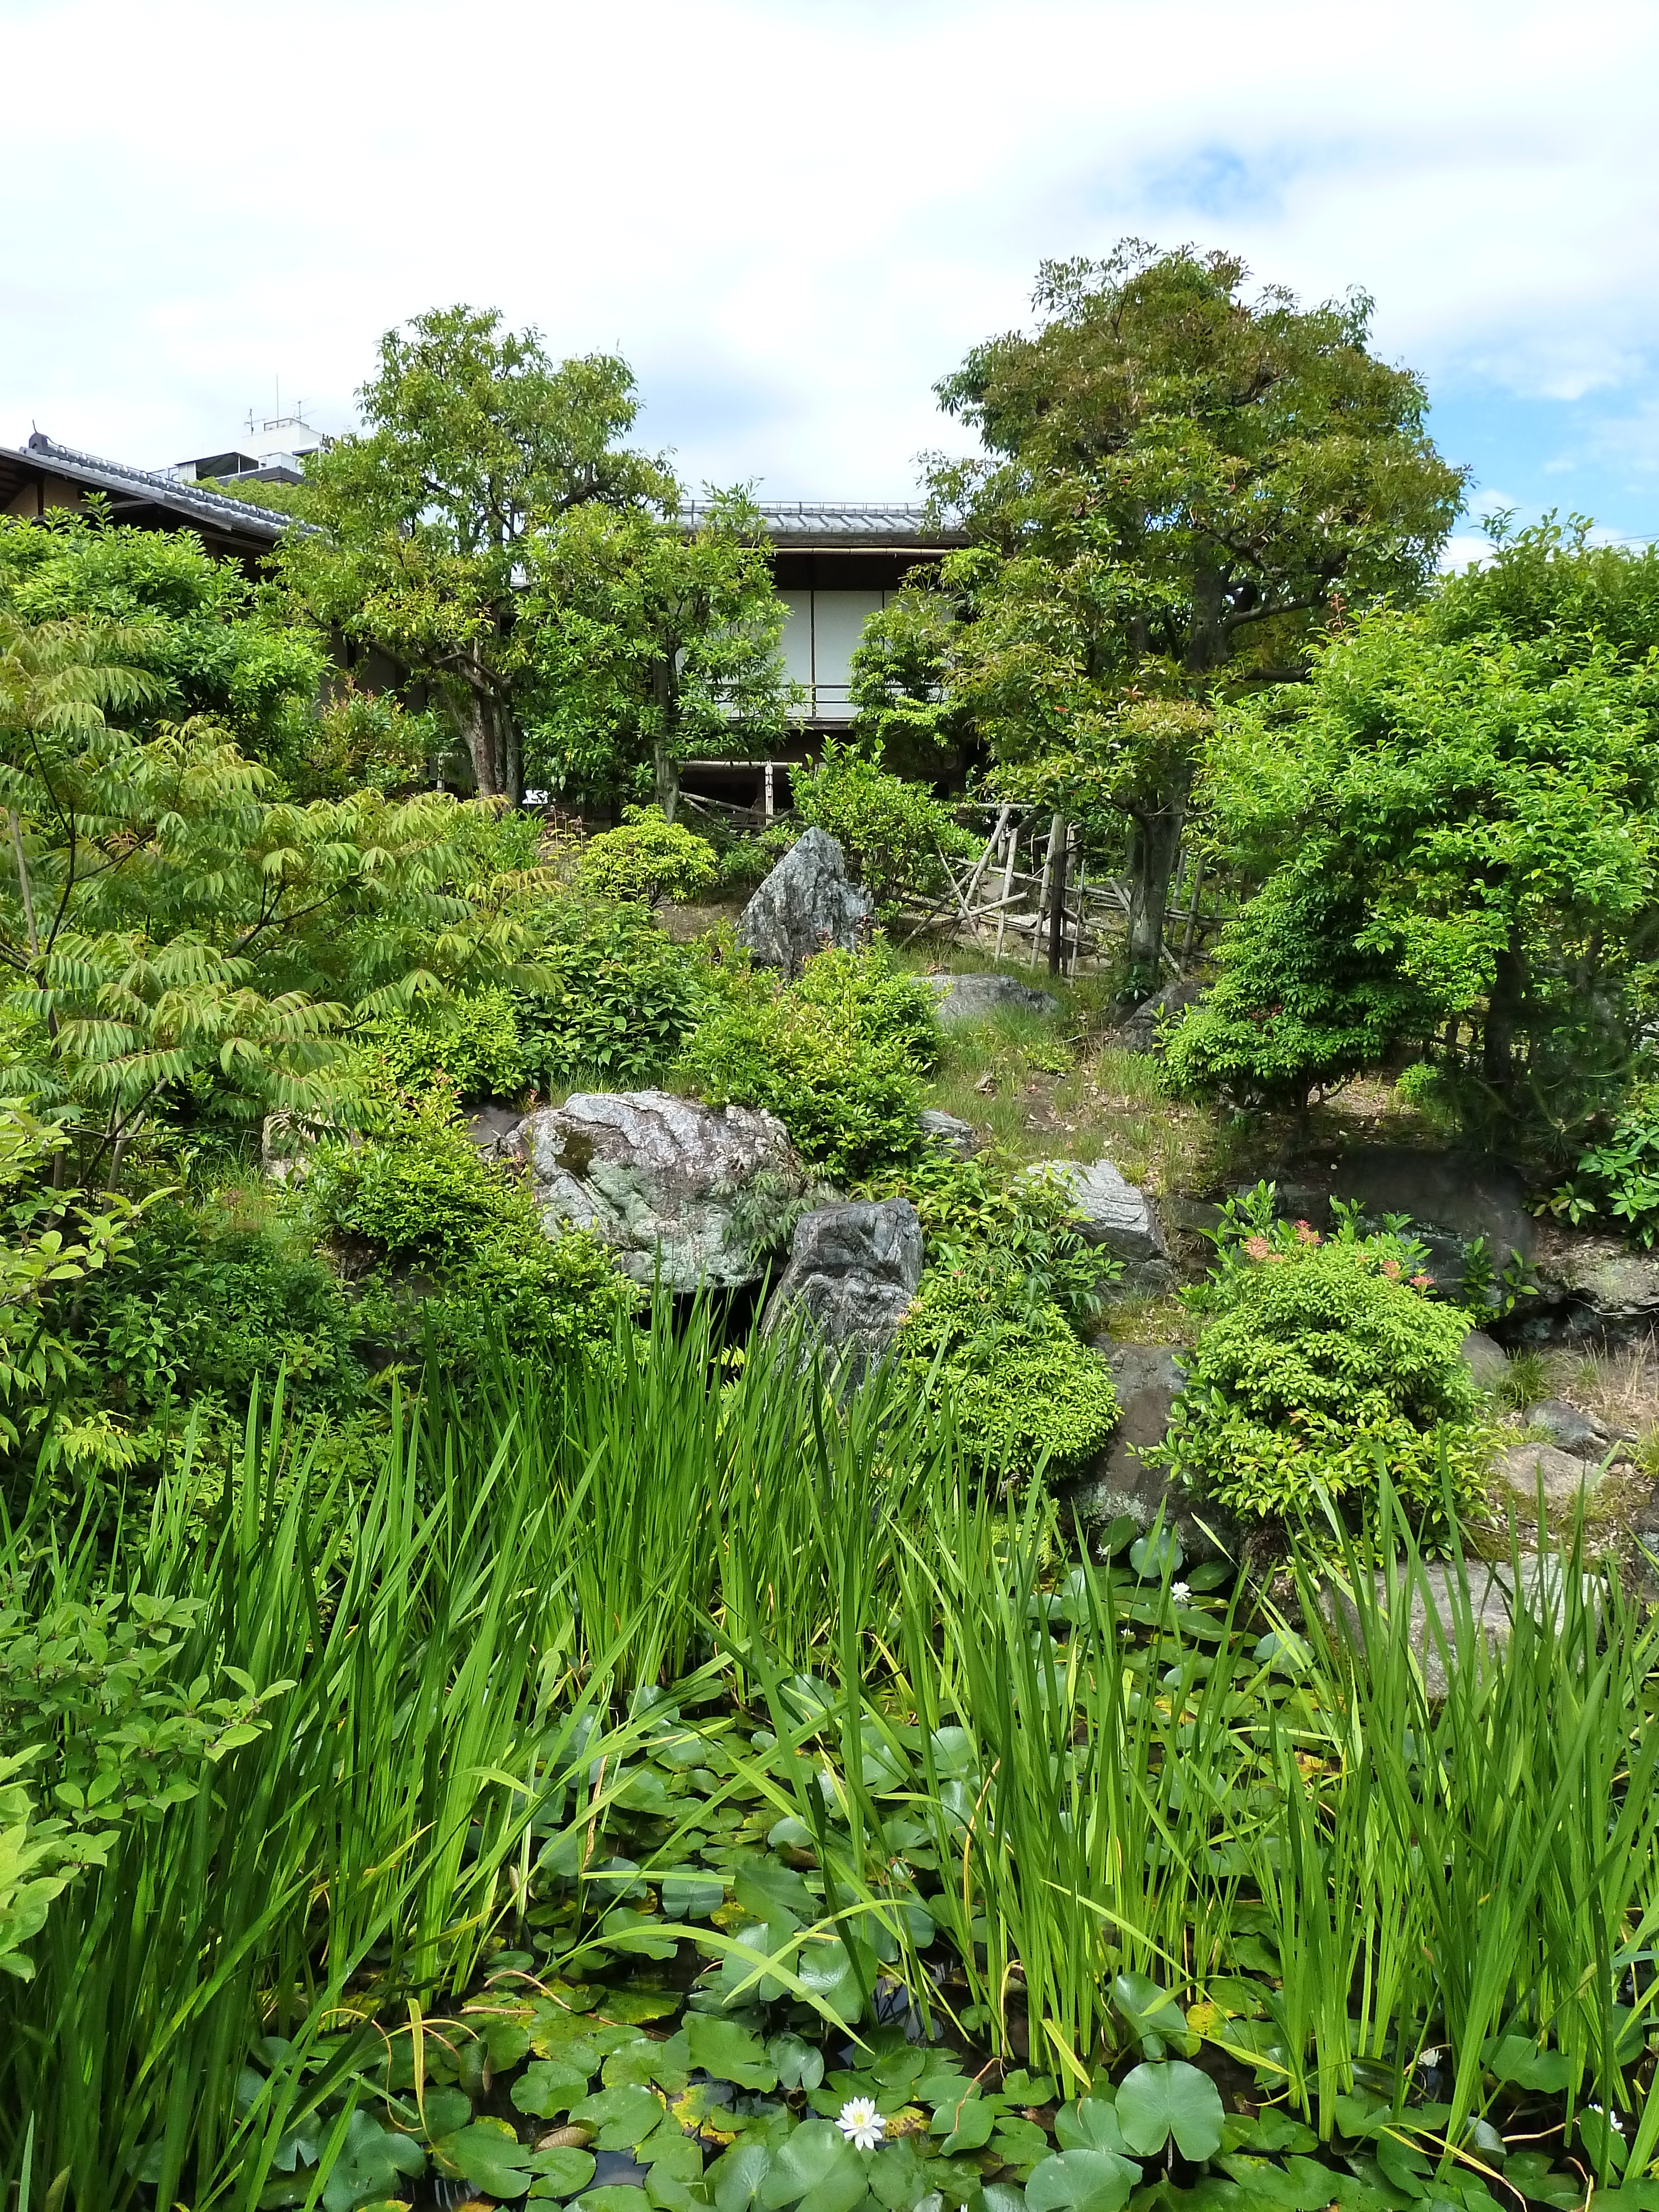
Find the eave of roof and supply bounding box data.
[4,434,304,543]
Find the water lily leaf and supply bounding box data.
[514,2060,593,2119]
[685,2013,779,2090]
[1224,2109,1314,2156]
[1486,2037,1571,2093]
[320,2112,426,2212]
[1577,2108,1629,2174]
[927,1728,979,1781]
[599,1908,681,1961]
[440,2116,545,2197]
[869,2137,928,2210]
[570,2085,667,2151]
[660,1867,727,1920]
[933,2094,998,2154]
[760,2119,867,2212]
[1116,2062,1224,2161]
[604,2033,692,2093]
[1501,2154,1584,2209]
[638,2116,707,2182]
[1217,2155,1352,2209]
[1130,1528,1183,1580]
[1056,2100,1128,2155]
[771,2033,826,2091]
[796,1936,865,2025]
[616,1768,676,1817]
[734,1858,813,1925]
[529,2145,598,2196]
[711,2140,774,2212]
[1024,2148,1141,2212]
[1110,1973,1191,2058]
[605,1990,682,2025]
[768,1816,816,1850]
[991,2115,1051,2172]
[572,2188,651,2212]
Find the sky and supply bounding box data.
[3,0,1657,561]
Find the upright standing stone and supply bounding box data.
[737,827,874,976]
[760,1199,924,1374]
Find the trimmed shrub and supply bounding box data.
[358,989,528,1106]
[1154,1185,1486,1542]
[514,902,703,1092]
[896,1262,1120,1476]
[576,812,719,906]
[679,946,938,1181]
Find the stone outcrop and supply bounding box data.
[1063,1340,1239,1564]
[1312,1554,1594,1699]
[760,1199,924,1375]
[1522,1224,1659,1344]
[1496,1440,1610,1512]
[921,974,1058,1026]
[1026,1157,1175,1297]
[737,827,873,976]
[1458,1328,1510,1391]
[1113,978,1206,1053]
[1328,1144,1533,1292]
[511,1089,799,1290]
[917,1108,981,1159]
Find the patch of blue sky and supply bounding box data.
[1425,380,1659,552]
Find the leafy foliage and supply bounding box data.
[679,946,937,1180]
[576,811,721,906]
[513,901,704,1091]
[896,1260,1120,1474]
[1548,1091,1659,1245]
[790,741,975,912]
[1154,1185,1486,1538]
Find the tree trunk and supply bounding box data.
[1483,921,1528,1095]
[1185,562,1229,677]
[504,712,523,808]
[651,658,680,821]
[1126,804,1184,975]
[463,689,500,798]
[1047,823,1070,977]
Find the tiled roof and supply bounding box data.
[9,433,302,541]
[681,499,966,545]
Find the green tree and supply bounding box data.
[911,242,1466,971]
[521,491,791,817]
[1170,583,1659,1142]
[1,609,532,1188]
[277,305,671,803]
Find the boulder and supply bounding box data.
[737,826,873,975]
[760,1199,924,1375]
[1313,1554,1594,1700]
[1063,1341,1239,1563]
[1527,1399,1616,1460]
[921,973,1058,1026]
[511,1089,799,1290]
[1113,977,1206,1053]
[917,1108,982,1159]
[1496,1441,1608,1513]
[1523,1224,1659,1343]
[1458,1328,1510,1392]
[1328,1144,1534,1292]
[1027,1157,1175,1297]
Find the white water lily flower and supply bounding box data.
[1418,2048,1441,2068]
[1170,1580,1191,1603]
[837,2098,886,2150]
[1589,2104,1625,2135]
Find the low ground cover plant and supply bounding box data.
[1154,1183,1486,1542]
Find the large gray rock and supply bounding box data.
[1458,1328,1510,1391]
[1063,1342,1239,1563]
[917,1108,982,1159]
[737,827,873,976]
[511,1089,799,1290]
[1314,1554,1595,1699]
[1524,1225,1659,1343]
[921,974,1058,1026]
[760,1199,924,1375]
[465,1103,524,1164]
[1527,1399,1618,1460]
[1498,1439,1609,1512]
[1114,978,1206,1054]
[1329,1144,1534,1292]
[1026,1158,1175,1297]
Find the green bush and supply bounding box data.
[514,902,704,1092]
[896,1261,1120,1475]
[1548,1094,1659,1246]
[791,740,976,911]
[1153,1185,1486,1541]
[861,1143,1114,1331]
[1162,868,1434,1110]
[576,811,719,905]
[308,1083,638,1365]
[678,946,938,1180]
[359,988,529,1105]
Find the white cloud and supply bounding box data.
[2,0,1657,499]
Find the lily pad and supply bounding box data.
[1115,2061,1224,2161]
[570,2085,667,2151]
[1025,2148,1141,2212]
[513,2059,593,2119]
[1055,2100,1128,2155]
[685,2013,780,2090]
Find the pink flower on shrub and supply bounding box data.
[1293,1220,1320,1245]
[1243,1235,1271,1261]
[1411,1271,1432,1290]
[1380,1257,1402,1279]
